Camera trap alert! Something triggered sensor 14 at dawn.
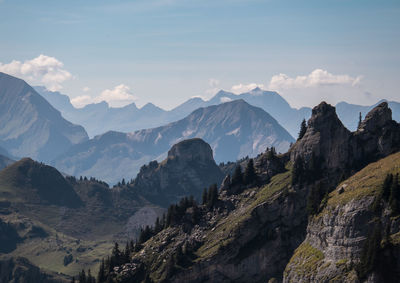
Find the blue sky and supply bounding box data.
[0,0,399,109]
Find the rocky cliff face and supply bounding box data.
[133,138,224,205]
[284,152,400,283]
[99,102,400,283]
[290,101,400,180]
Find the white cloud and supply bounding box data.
[0,54,72,91]
[266,69,371,108]
[71,84,137,108]
[96,84,137,107]
[220,97,232,103]
[203,78,221,98]
[82,86,90,92]
[230,83,265,94]
[208,78,220,88]
[71,95,93,108]
[268,69,362,90]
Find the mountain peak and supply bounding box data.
[359,101,392,132]
[167,138,214,163]
[307,101,342,131]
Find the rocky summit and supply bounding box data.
[99,102,400,283]
[133,138,224,206]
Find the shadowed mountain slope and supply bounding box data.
[53,100,294,183]
[0,73,88,163]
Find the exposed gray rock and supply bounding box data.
[133,138,224,205]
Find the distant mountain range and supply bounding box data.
[35,86,183,138]
[36,86,309,138]
[36,86,400,138]
[0,73,88,163]
[53,99,294,183]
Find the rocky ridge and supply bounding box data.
[105,101,400,282]
[132,138,224,206]
[284,152,400,282]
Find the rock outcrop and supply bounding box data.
[290,101,400,180]
[98,102,400,283]
[133,138,224,205]
[284,152,400,283]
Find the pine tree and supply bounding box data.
[174,245,184,267]
[358,112,362,129]
[111,242,121,267]
[292,155,304,185]
[207,184,218,209]
[382,174,393,201]
[298,119,307,140]
[154,217,161,233]
[306,184,323,215]
[358,223,382,279]
[97,258,106,283]
[78,269,86,283]
[191,204,200,225]
[243,159,257,186]
[87,269,95,283]
[231,165,243,186]
[123,242,130,263]
[202,188,207,205]
[389,174,399,215]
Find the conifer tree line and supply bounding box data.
[75,154,265,281]
[373,173,400,216]
[292,153,323,187]
[225,158,259,195]
[298,119,307,140]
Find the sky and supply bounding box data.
[0,0,399,109]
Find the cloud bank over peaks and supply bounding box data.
[0,55,72,91]
[71,84,137,108]
[268,69,362,90]
[230,83,265,94]
[267,69,369,108]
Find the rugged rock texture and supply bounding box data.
[105,101,400,283]
[290,101,400,178]
[290,101,351,172]
[284,152,400,283]
[0,72,88,162]
[132,138,224,205]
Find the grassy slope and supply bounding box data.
[196,169,292,259]
[285,152,400,279]
[325,151,400,209]
[0,160,162,278]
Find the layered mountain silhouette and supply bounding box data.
[36,86,307,137]
[35,86,182,137]
[36,85,400,138]
[0,73,88,162]
[53,100,294,183]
